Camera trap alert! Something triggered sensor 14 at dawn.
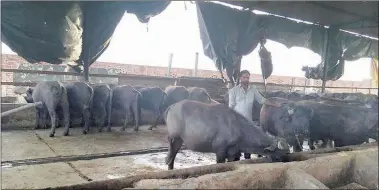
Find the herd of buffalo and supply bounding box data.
[23,81,378,170]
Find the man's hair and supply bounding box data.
[240,70,250,76]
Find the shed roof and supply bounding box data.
[222,1,378,38]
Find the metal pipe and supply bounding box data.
[167,53,173,77]
[83,48,90,82]
[1,102,43,118]
[193,52,199,77]
[321,29,331,93]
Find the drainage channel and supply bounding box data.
[1,146,184,168]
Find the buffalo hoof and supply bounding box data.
[63,132,69,136]
[120,128,126,131]
[97,128,103,133]
[49,133,55,137]
[107,128,112,132]
[165,156,169,164]
[82,130,88,135]
[134,128,139,132]
[42,125,48,129]
[34,126,40,130]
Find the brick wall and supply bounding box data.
[1,54,376,96]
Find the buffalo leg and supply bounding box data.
[226,146,240,162]
[215,150,227,163]
[82,107,91,134]
[48,106,58,137]
[61,97,70,136]
[34,107,42,129]
[308,139,316,150]
[40,108,48,129]
[148,110,160,130]
[244,153,251,159]
[293,136,304,152]
[133,100,141,131]
[166,137,183,170]
[106,103,112,133]
[120,108,130,131]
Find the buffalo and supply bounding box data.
[296,100,378,149]
[112,85,142,131]
[164,100,290,170]
[161,86,189,111]
[90,84,113,132]
[24,81,70,137]
[260,97,314,152]
[187,87,211,104]
[138,87,167,130]
[65,82,94,134]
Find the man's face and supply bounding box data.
[240,73,250,85]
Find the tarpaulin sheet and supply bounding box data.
[196,2,264,84]
[196,2,378,82]
[1,1,170,72]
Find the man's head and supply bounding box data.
[239,70,250,85]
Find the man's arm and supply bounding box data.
[252,87,282,107]
[228,88,237,109]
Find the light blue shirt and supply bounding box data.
[228,85,266,121]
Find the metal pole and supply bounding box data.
[304,79,307,93]
[83,48,90,82]
[321,29,331,93]
[193,52,199,77]
[1,102,43,118]
[167,53,173,77]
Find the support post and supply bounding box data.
[167,53,173,77]
[193,52,199,77]
[321,29,331,93]
[290,78,295,92]
[83,48,90,82]
[303,79,307,93]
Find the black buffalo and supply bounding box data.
[187,87,211,104]
[296,100,378,149]
[112,85,142,131]
[164,100,290,170]
[24,81,70,137]
[260,97,314,152]
[138,87,167,130]
[161,86,189,111]
[90,84,113,132]
[65,82,94,134]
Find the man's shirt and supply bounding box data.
[228,84,266,121]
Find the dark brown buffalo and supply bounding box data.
[24,81,70,137]
[164,100,290,170]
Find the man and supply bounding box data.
[228,70,284,159]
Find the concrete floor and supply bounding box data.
[1,125,218,189]
[1,125,168,189]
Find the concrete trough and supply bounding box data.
[40,144,378,190]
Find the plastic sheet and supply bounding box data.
[1,1,171,72]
